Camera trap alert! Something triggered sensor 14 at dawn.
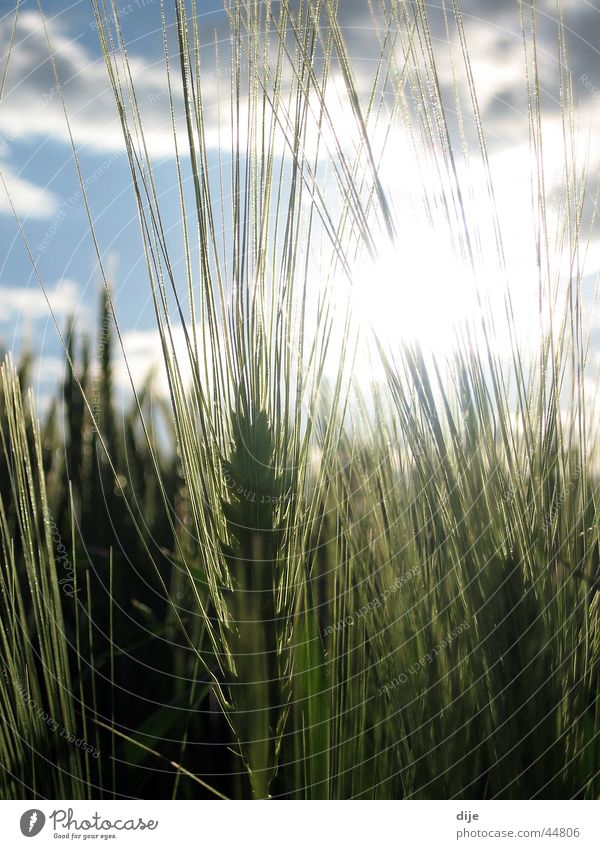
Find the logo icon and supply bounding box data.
[20,810,46,837]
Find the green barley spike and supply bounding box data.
[219,387,287,799]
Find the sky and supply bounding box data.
[1,0,599,410]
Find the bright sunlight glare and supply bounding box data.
[345,122,589,363]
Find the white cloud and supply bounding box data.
[0,278,82,323]
[0,162,59,219]
[30,355,66,385]
[114,324,199,399]
[0,8,369,168]
[0,10,187,158]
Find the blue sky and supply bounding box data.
[0,0,229,404]
[1,0,599,409]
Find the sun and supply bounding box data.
[350,229,480,355]
[346,140,559,362]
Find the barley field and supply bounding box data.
[0,0,599,800]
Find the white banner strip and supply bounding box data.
[0,800,598,847]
